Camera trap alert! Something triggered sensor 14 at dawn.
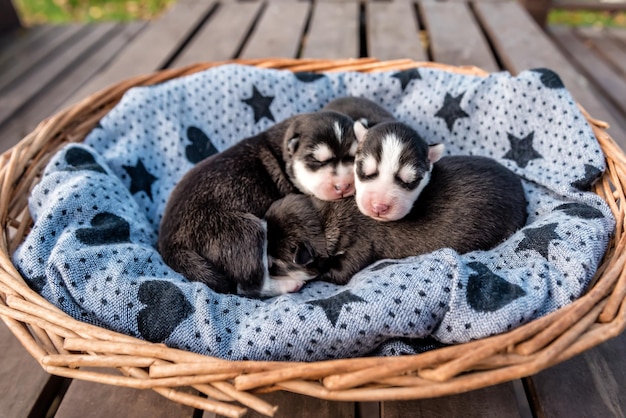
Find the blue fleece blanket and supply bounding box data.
[13,64,614,360]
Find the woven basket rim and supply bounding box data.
[1,58,625,417]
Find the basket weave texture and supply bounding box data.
[0,58,625,418]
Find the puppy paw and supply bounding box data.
[259,278,305,297]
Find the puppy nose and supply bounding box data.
[334,183,352,196]
[372,202,390,215]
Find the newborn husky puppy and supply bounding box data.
[354,121,445,221]
[325,96,445,221]
[158,111,358,297]
[265,155,527,286]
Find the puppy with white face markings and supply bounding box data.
[354,121,444,221]
[286,117,357,200]
[159,110,358,298]
[264,156,528,286]
[285,96,397,201]
[319,96,445,221]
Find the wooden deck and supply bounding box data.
[1,0,625,416]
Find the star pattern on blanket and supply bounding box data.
[391,68,421,91]
[307,291,366,327]
[435,92,469,132]
[16,66,613,362]
[555,203,605,219]
[503,132,543,168]
[516,223,561,259]
[123,159,158,200]
[242,85,275,123]
[571,164,601,190]
[466,262,526,312]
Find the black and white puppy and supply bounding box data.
[158,111,357,297]
[353,121,445,221]
[323,96,445,221]
[264,155,528,286]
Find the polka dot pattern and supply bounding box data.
[12,65,614,360]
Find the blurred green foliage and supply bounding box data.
[14,0,176,25]
[548,9,626,27]
[12,1,626,27]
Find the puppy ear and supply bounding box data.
[287,134,300,155]
[357,117,369,128]
[428,143,445,163]
[294,242,316,266]
[354,121,368,143]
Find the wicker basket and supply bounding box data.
[0,58,624,418]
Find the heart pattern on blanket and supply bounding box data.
[531,68,565,89]
[76,212,131,246]
[64,147,107,174]
[185,126,219,164]
[137,280,194,342]
[294,72,327,83]
[13,64,614,361]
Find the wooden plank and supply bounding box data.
[607,27,626,45]
[240,2,310,59]
[473,1,626,148]
[577,26,626,77]
[547,25,626,146]
[0,22,147,154]
[302,2,359,59]
[561,26,626,118]
[527,331,626,417]
[381,383,523,417]
[0,22,120,128]
[419,2,498,72]
[367,1,427,61]
[0,25,60,67]
[55,372,197,418]
[0,24,87,93]
[173,2,262,66]
[0,322,52,417]
[202,391,355,418]
[62,0,217,107]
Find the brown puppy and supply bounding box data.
[158,111,357,297]
[264,155,528,286]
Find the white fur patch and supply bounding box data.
[349,141,358,157]
[292,159,344,199]
[378,134,405,180]
[361,155,378,177]
[312,144,334,163]
[336,161,353,180]
[333,121,343,144]
[398,164,418,184]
